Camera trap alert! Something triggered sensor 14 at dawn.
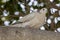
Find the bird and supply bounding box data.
[9,8,48,29]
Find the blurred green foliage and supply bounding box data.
[0,0,60,31]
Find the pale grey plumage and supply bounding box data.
[9,8,48,29]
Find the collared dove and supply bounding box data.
[9,8,48,29]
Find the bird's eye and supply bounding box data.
[43,8,45,10]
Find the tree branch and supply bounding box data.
[0,27,60,40]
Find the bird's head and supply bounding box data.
[39,8,48,14]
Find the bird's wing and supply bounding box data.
[18,13,35,23]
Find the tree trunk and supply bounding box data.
[0,27,60,40]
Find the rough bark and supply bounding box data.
[0,27,60,40]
